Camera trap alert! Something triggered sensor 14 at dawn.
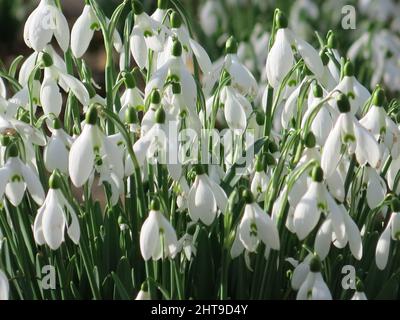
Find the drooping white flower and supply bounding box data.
[33,173,80,250]
[44,119,73,174]
[321,94,380,178]
[135,282,150,300]
[145,40,197,109]
[231,190,280,258]
[315,203,362,260]
[71,5,97,58]
[68,106,123,187]
[0,270,9,300]
[351,280,368,300]
[130,1,164,69]
[188,166,227,226]
[250,158,270,201]
[376,199,400,270]
[24,0,69,52]
[220,84,252,134]
[139,199,178,260]
[199,0,227,36]
[296,255,332,300]
[0,144,45,206]
[364,166,386,209]
[117,73,144,121]
[360,88,400,158]
[266,12,294,89]
[329,61,370,115]
[293,166,345,241]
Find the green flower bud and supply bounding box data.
[304,131,316,148]
[171,82,181,94]
[157,0,168,9]
[275,11,288,29]
[125,106,138,124]
[172,39,182,57]
[41,52,53,67]
[53,118,62,130]
[225,36,238,54]
[7,144,19,158]
[312,165,324,182]
[313,84,323,98]
[327,33,338,49]
[343,61,354,77]
[194,164,206,175]
[170,11,182,28]
[337,93,351,113]
[151,89,161,104]
[124,72,136,89]
[85,105,98,125]
[49,171,61,189]
[309,255,322,272]
[242,189,254,204]
[372,87,385,107]
[155,107,166,124]
[150,198,160,211]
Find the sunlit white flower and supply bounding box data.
[376,199,400,270]
[321,94,380,178]
[140,199,178,260]
[296,255,332,300]
[293,166,345,241]
[69,106,123,187]
[44,119,73,174]
[24,0,69,52]
[33,173,79,250]
[231,190,280,258]
[363,166,386,209]
[329,61,370,115]
[188,166,227,226]
[0,144,45,206]
[360,88,400,158]
[117,73,144,121]
[135,282,150,300]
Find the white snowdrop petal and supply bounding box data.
[376,225,391,270]
[140,211,159,260]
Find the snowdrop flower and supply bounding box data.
[302,84,334,146]
[363,166,386,209]
[68,106,123,187]
[266,12,294,89]
[250,156,270,201]
[33,173,80,250]
[0,270,9,300]
[188,165,227,226]
[71,5,97,58]
[290,254,312,290]
[24,0,69,52]
[230,190,280,258]
[40,52,90,109]
[71,4,122,58]
[376,198,400,270]
[135,282,150,300]
[0,144,45,206]
[0,78,6,98]
[330,61,370,115]
[360,87,400,158]
[44,119,73,174]
[351,280,367,300]
[321,94,380,178]
[293,166,345,241]
[145,39,197,109]
[130,1,164,69]
[140,199,178,260]
[296,255,332,300]
[162,11,212,76]
[117,72,144,121]
[224,37,258,97]
[315,203,362,260]
[220,83,252,134]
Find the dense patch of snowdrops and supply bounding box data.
[0,0,399,300]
